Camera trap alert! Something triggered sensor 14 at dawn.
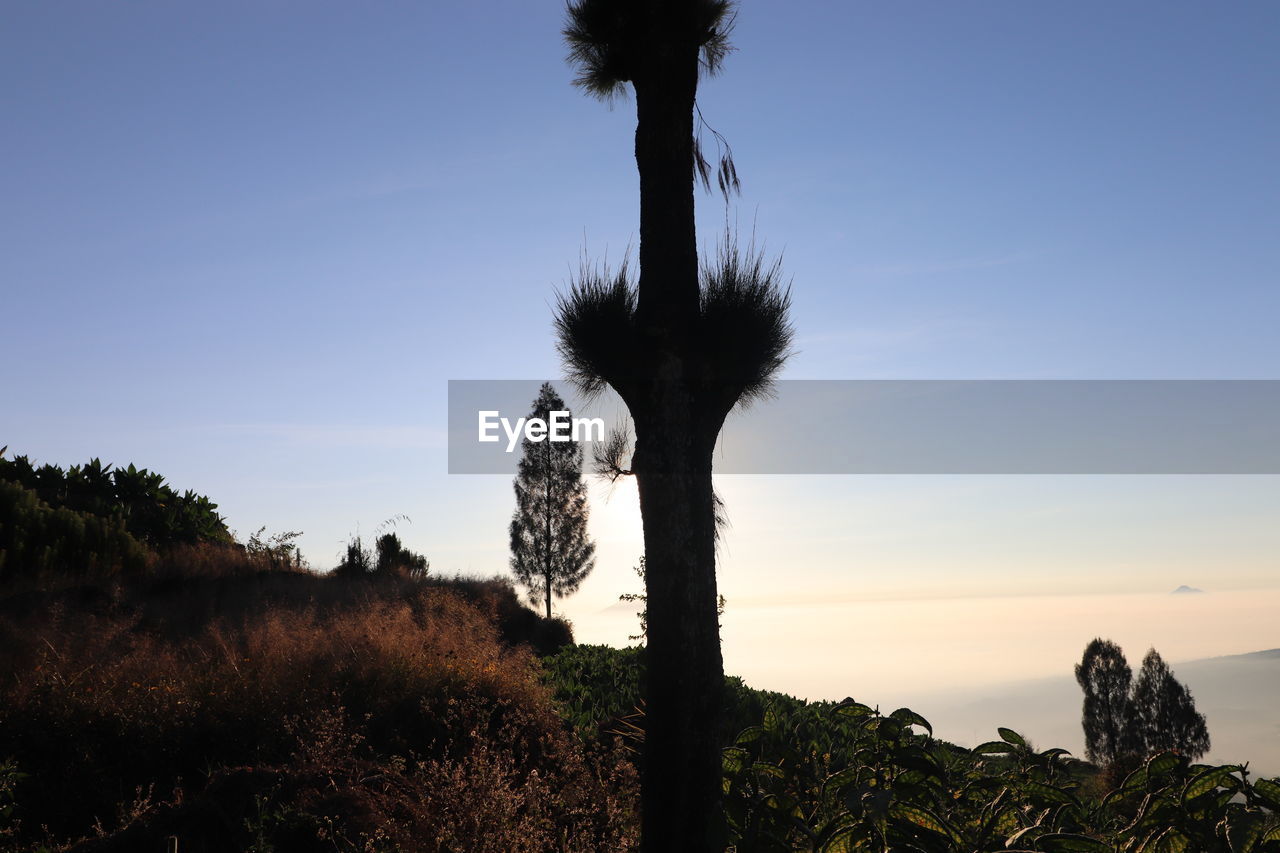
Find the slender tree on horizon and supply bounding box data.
[509,382,596,620]
[1075,638,1134,767]
[1074,640,1211,767]
[555,2,794,849]
[1128,647,1211,761]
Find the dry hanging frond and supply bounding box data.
[693,102,741,201]
[592,424,634,483]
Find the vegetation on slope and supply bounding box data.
[543,644,1280,853]
[0,453,231,554]
[0,559,616,852]
[5,452,1280,852]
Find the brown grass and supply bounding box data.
[0,569,635,852]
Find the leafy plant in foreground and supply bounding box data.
[721,701,1280,852]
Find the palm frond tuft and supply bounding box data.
[554,259,643,399]
[563,0,642,101]
[695,1,737,77]
[564,0,737,101]
[696,233,795,410]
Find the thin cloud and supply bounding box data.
[850,252,1032,278]
[794,317,981,352]
[204,423,447,450]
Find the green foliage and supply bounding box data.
[245,526,307,572]
[542,644,646,739]
[0,451,231,551]
[0,759,22,842]
[617,558,648,641]
[719,699,1280,852]
[0,479,150,581]
[618,555,725,641]
[543,643,1280,852]
[541,643,766,745]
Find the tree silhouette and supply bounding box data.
[509,382,596,619]
[1075,638,1134,766]
[557,3,794,849]
[334,534,372,577]
[1075,640,1211,767]
[374,532,429,579]
[1129,648,1211,761]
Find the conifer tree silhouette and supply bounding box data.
[509,382,596,619]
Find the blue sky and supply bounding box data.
[3,3,1278,692]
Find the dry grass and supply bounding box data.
[0,569,635,852]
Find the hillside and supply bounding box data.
[5,460,1280,850]
[5,565,1280,850]
[0,564,630,852]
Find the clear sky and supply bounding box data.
[4,3,1278,703]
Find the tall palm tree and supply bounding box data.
[558,3,793,849]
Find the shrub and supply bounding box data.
[0,480,150,582]
[0,578,630,851]
[0,453,231,549]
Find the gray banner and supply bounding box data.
[448,380,1280,475]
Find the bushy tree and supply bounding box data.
[374,531,429,579]
[1129,648,1211,760]
[1075,640,1210,767]
[509,382,596,619]
[1075,638,1133,766]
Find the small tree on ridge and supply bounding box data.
[509,382,596,618]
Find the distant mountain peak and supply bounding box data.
[1172,584,1205,594]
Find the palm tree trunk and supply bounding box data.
[633,26,700,335]
[634,419,725,852]
[630,10,726,848]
